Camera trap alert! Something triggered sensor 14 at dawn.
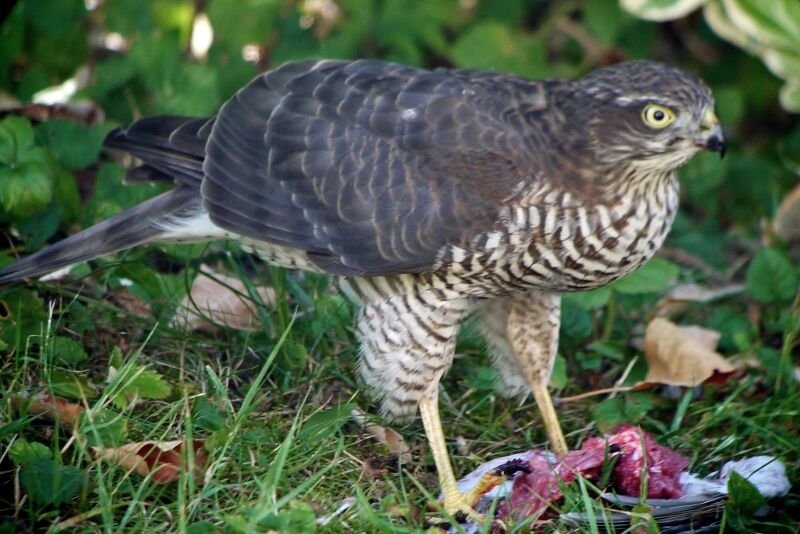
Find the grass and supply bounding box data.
[0,246,798,533]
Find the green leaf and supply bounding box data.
[0,116,35,164]
[550,355,567,389]
[49,336,88,366]
[583,0,633,44]
[20,458,88,505]
[0,288,48,350]
[192,396,226,432]
[560,300,593,342]
[725,0,800,52]
[50,369,97,400]
[25,0,87,36]
[53,168,81,225]
[280,501,317,534]
[186,521,221,534]
[620,0,707,22]
[591,397,626,432]
[107,348,172,409]
[781,124,800,174]
[680,146,730,199]
[746,247,798,303]
[727,470,767,517]
[713,85,746,127]
[110,367,172,410]
[0,154,55,217]
[298,403,356,443]
[466,366,496,391]
[91,56,139,98]
[588,340,626,360]
[17,200,62,249]
[591,394,652,432]
[79,409,128,447]
[611,258,679,294]
[279,340,309,369]
[9,438,52,465]
[36,120,104,170]
[450,21,546,78]
[564,287,611,310]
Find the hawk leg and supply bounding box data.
[480,291,568,456]
[419,390,482,521]
[346,277,481,518]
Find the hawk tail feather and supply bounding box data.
[0,187,207,285]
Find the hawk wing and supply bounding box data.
[201,59,546,276]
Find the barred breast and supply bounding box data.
[425,170,680,297]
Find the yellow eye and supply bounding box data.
[642,104,676,129]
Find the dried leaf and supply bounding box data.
[361,459,388,479]
[171,268,276,331]
[13,392,85,428]
[351,408,411,462]
[110,287,152,318]
[636,318,736,388]
[92,439,207,484]
[774,183,800,243]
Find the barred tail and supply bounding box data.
[0,187,212,285]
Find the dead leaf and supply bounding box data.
[361,459,388,479]
[110,286,153,318]
[171,267,276,331]
[92,439,207,484]
[351,408,412,463]
[12,392,85,428]
[774,184,800,243]
[635,318,736,389]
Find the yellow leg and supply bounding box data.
[531,382,568,456]
[505,292,569,457]
[418,390,483,521]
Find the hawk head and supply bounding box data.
[575,60,725,171]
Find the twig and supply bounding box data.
[559,386,633,403]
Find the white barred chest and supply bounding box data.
[432,175,680,296]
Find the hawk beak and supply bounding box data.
[694,109,726,158]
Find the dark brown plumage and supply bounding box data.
[0,58,724,519]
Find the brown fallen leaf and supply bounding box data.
[171,267,276,331]
[635,318,736,389]
[11,392,85,428]
[92,439,207,484]
[110,286,153,318]
[351,408,412,463]
[361,458,389,479]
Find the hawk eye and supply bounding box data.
[642,104,675,129]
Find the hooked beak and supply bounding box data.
[693,109,726,158]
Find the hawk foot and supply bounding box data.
[426,492,483,529]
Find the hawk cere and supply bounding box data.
[0,59,724,519]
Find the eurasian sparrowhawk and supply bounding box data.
[0,59,724,519]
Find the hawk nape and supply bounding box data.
[0,59,724,520]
